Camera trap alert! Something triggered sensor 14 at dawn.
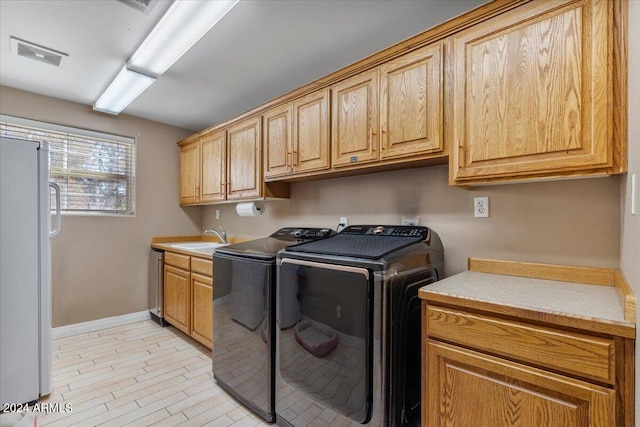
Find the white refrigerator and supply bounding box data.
[0,137,61,405]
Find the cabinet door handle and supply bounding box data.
[287,150,293,168]
[457,139,464,164]
[293,150,298,165]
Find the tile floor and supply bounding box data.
[36,320,271,427]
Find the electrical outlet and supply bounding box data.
[474,197,489,218]
[215,209,220,220]
[339,216,348,227]
[402,217,419,226]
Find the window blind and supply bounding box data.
[0,115,136,216]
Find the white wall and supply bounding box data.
[622,1,640,424]
[204,166,621,278]
[0,86,202,326]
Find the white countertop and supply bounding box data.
[423,271,627,323]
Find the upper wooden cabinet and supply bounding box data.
[294,89,331,173]
[264,90,331,179]
[332,69,380,167]
[380,43,444,160]
[450,0,626,185]
[227,116,262,200]
[180,116,289,205]
[264,104,293,178]
[179,141,200,205]
[180,0,626,189]
[201,130,226,203]
[179,130,226,205]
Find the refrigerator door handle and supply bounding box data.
[49,182,61,238]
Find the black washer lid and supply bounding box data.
[286,225,429,259]
[214,227,334,260]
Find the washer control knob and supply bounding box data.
[373,226,385,235]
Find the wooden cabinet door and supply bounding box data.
[332,69,379,167]
[179,141,200,205]
[425,341,616,427]
[380,43,444,160]
[164,265,190,335]
[201,130,226,203]
[264,104,293,178]
[227,116,262,200]
[191,272,212,349]
[451,0,612,183]
[293,89,331,173]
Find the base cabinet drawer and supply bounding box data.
[426,305,615,384]
[191,257,212,276]
[165,252,190,270]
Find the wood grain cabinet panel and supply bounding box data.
[427,306,615,384]
[201,130,226,203]
[264,104,293,178]
[263,90,331,180]
[191,272,213,348]
[426,341,616,427]
[179,130,226,205]
[164,252,190,270]
[227,116,262,200]
[380,43,444,160]
[191,257,212,277]
[451,0,621,184]
[293,89,331,174]
[164,253,214,349]
[423,291,633,426]
[332,69,379,167]
[163,264,190,335]
[178,141,200,205]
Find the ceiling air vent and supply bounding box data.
[10,37,68,68]
[116,0,156,15]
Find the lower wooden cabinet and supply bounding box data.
[163,264,190,335]
[426,341,616,427]
[422,301,633,427]
[191,272,212,348]
[164,252,213,349]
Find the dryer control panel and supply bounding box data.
[341,225,430,240]
[271,227,334,241]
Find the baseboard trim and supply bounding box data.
[52,311,151,339]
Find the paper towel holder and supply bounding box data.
[236,201,265,217]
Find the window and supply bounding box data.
[0,115,136,216]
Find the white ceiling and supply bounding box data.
[0,0,486,132]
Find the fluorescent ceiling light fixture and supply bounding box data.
[127,0,239,77]
[93,0,236,115]
[93,66,156,115]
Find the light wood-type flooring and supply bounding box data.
[36,320,271,427]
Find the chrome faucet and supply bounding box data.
[204,226,227,244]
